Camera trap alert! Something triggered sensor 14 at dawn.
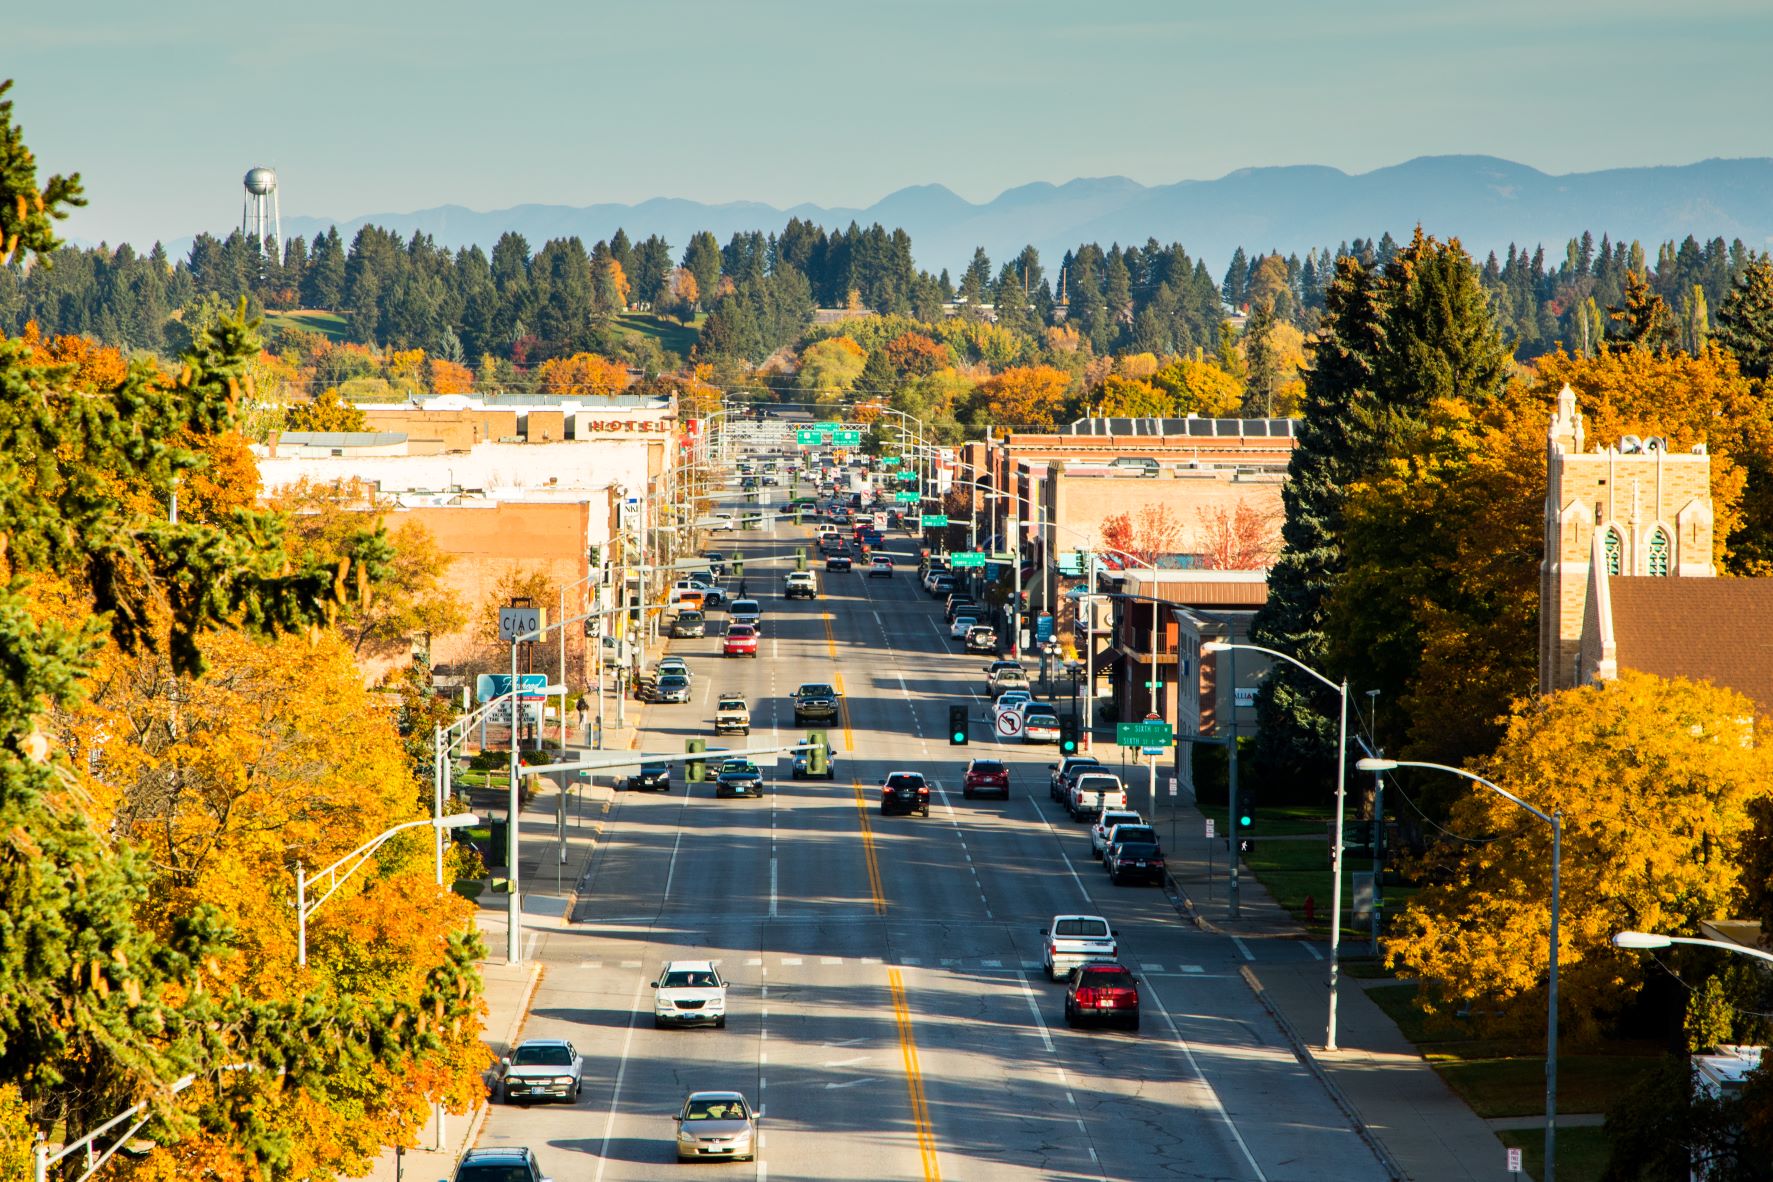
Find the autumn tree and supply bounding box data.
[797,336,866,402]
[1387,672,1773,1040]
[970,364,1072,429]
[536,351,630,396]
[1150,352,1243,416]
[427,355,476,394]
[1094,374,1171,418]
[285,384,368,432]
[1099,503,1184,567]
[1714,255,1773,381]
[1196,501,1282,570]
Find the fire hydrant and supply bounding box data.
[1303,894,1317,924]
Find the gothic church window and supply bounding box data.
[1648,529,1670,576]
[1603,528,1622,576]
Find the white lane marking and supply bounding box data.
[662,826,686,902]
[981,958,1002,968]
[781,957,802,966]
[1231,936,1255,962]
[747,957,763,966]
[824,1036,868,1047]
[824,1077,878,1090]
[1138,976,1270,1181]
[1303,942,1325,961]
[1025,798,1098,906]
[861,956,883,964]
[821,956,842,965]
[592,977,647,1182]
[1015,970,1055,1053]
[620,959,641,968]
[769,858,778,918]
[824,1054,871,1068]
[525,931,539,962]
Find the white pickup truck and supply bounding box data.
[1067,772,1128,821]
[715,694,751,736]
[1041,913,1119,981]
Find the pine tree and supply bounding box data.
[1714,256,1773,380]
[1606,270,1680,353]
[1221,247,1248,309]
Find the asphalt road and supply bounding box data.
[469,500,1388,1182]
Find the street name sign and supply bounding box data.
[920,514,949,528]
[949,551,986,568]
[1116,721,1174,747]
[894,491,921,503]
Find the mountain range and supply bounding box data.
[207,155,1773,276]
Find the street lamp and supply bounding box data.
[1360,756,1562,1182]
[1613,931,1773,965]
[1206,641,1348,1048]
[297,815,480,966]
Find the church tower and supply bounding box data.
[1539,385,1716,694]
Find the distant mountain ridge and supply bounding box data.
[175,155,1773,276]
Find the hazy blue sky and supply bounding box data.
[14,0,1772,247]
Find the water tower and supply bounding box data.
[241,166,281,263]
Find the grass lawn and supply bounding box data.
[615,312,699,357]
[1242,807,1413,937]
[264,309,347,341]
[1496,1125,1612,1181]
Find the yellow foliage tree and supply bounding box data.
[1386,671,1773,1039]
[285,385,368,432]
[797,337,867,400]
[1151,353,1243,416]
[1094,375,1171,418]
[536,352,631,396]
[428,356,476,394]
[972,364,1072,429]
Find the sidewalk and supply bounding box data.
[356,676,650,1182]
[1158,790,1520,1182]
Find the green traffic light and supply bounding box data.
[952,731,966,743]
[1239,813,1253,827]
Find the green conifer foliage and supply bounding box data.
[1715,256,1773,380]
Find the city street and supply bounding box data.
[470,506,1389,1181]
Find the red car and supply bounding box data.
[1063,961,1140,1030]
[961,759,1010,799]
[723,624,759,657]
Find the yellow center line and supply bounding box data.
[889,968,942,1182]
[823,610,837,659]
[834,672,854,752]
[852,780,885,915]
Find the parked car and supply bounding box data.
[497,1038,583,1104]
[625,760,672,792]
[714,694,750,736]
[449,1146,553,1182]
[715,758,764,798]
[928,574,955,597]
[701,551,727,577]
[674,1091,758,1163]
[1090,810,1144,859]
[1063,961,1141,1029]
[723,623,759,657]
[962,759,1010,799]
[988,665,1030,696]
[949,613,980,639]
[879,770,931,816]
[654,674,692,703]
[670,610,706,639]
[658,655,689,678]
[1068,772,1129,820]
[652,960,727,1029]
[1106,840,1166,887]
[785,571,818,599]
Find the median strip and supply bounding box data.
[852,780,885,915]
[889,968,942,1182]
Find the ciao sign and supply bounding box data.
[578,419,673,433]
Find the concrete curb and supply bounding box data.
[1240,964,1408,1182]
[443,961,544,1171]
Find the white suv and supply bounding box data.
[653,960,728,1029]
[1090,808,1144,859]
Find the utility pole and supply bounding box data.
[1226,642,1241,918]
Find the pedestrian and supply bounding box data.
[738,577,749,599]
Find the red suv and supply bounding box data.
[723,624,759,657]
[962,759,1010,799]
[1063,961,1140,1030]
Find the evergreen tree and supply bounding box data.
[1222,246,1248,309]
[301,226,346,307]
[960,247,992,304]
[1606,270,1680,353]
[1715,256,1773,380]
[681,232,722,309]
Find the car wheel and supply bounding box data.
[576,1079,584,1097]
[1064,1002,1077,1027]
[1091,847,1102,860]
[653,1016,665,1029]
[716,1015,727,1029]
[1128,1014,1141,1032]
[963,788,972,799]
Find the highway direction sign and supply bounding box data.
[920,514,949,528]
[948,551,986,568]
[894,491,921,503]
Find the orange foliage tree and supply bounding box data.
[972,364,1072,429]
[428,356,476,394]
[537,352,631,396]
[1099,503,1184,567]
[1197,500,1282,570]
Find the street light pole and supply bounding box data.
[1359,756,1562,1181]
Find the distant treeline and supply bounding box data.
[0,218,1759,367]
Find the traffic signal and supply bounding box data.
[806,731,828,776]
[686,738,706,783]
[1059,715,1079,754]
[1236,789,1255,853]
[948,705,969,745]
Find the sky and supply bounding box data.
[13,0,1773,248]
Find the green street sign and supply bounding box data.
[834,430,862,446]
[815,420,840,431]
[949,551,986,568]
[920,514,949,528]
[880,456,902,467]
[894,491,921,504]
[1142,680,1165,689]
[1116,721,1174,747]
[795,430,821,445]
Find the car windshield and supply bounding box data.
[733,600,759,612]
[727,625,755,637]
[719,699,745,709]
[685,1098,749,1121]
[662,969,720,989]
[1055,918,1109,938]
[799,685,834,696]
[659,676,689,688]
[640,762,669,774]
[1080,968,1136,989]
[458,1165,536,1182]
[676,611,703,622]
[1025,712,1058,725]
[1099,813,1140,830]
[511,1045,573,1066]
[1113,826,1158,843]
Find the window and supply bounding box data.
[1648,529,1670,576]
[1602,528,1622,576]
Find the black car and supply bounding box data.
[879,771,931,816]
[626,761,672,792]
[964,625,998,653]
[715,759,764,798]
[792,682,841,726]
[450,1146,550,1182]
[826,554,853,572]
[702,551,727,577]
[1106,841,1166,886]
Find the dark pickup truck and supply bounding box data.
[792,682,841,726]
